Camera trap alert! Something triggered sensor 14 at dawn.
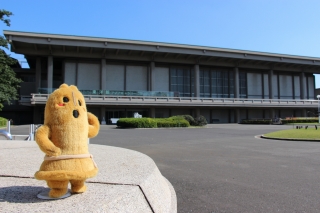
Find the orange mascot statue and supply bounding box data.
[35,83,100,198]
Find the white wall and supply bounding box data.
[106,65,125,90]
[279,75,293,99]
[247,73,262,98]
[77,63,100,90]
[126,66,148,91]
[153,67,169,91]
[64,62,76,85]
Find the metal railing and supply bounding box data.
[18,94,319,108]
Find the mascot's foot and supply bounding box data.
[37,190,71,200]
[47,180,69,198]
[70,179,87,194]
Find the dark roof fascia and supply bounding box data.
[4,30,320,65]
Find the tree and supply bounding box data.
[0,9,22,111]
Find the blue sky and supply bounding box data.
[2,0,320,87]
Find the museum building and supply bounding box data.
[2,30,320,124]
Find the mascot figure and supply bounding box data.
[35,83,100,198]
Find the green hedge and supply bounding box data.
[0,117,7,127]
[117,118,157,128]
[281,119,318,124]
[241,119,272,124]
[117,116,190,128]
[155,117,190,127]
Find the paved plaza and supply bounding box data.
[6,124,320,212]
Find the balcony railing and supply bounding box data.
[19,93,319,108]
[37,88,176,97]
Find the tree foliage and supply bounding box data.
[0,9,22,110]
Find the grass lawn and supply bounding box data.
[264,128,320,140]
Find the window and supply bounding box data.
[201,67,234,98]
[170,67,193,97]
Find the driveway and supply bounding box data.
[9,124,320,212]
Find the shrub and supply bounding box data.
[194,115,208,126]
[180,115,196,126]
[0,117,7,127]
[117,118,157,128]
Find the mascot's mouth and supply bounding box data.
[73,110,79,118]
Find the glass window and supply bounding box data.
[170,67,192,97]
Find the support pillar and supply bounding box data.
[300,72,306,99]
[47,56,53,93]
[101,59,107,90]
[268,69,274,99]
[235,109,240,123]
[195,108,200,118]
[100,107,106,124]
[35,57,41,93]
[302,109,307,117]
[33,107,41,124]
[150,62,155,91]
[234,67,239,98]
[270,109,275,120]
[194,64,200,98]
[150,108,155,118]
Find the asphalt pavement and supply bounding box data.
[6,124,320,213]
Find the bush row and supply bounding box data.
[117,118,157,128]
[117,117,190,128]
[116,114,208,128]
[155,116,190,127]
[0,117,7,127]
[281,119,318,124]
[241,119,271,124]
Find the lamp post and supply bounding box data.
[317,95,320,124]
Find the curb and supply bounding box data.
[260,135,320,142]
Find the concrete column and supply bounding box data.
[150,108,155,118]
[235,109,240,123]
[302,109,307,117]
[100,107,106,124]
[47,56,53,93]
[195,108,200,118]
[194,64,200,98]
[234,67,239,98]
[33,106,41,124]
[35,57,41,93]
[101,59,107,90]
[150,62,155,91]
[270,108,275,119]
[268,69,274,99]
[300,72,306,99]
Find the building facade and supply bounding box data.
[2,30,320,124]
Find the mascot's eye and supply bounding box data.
[63,97,69,102]
[78,100,82,106]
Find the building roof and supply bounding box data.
[4,30,320,72]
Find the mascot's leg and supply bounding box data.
[47,180,69,198]
[70,179,87,194]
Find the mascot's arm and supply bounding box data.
[35,125,61,156]
[88,112,100,138]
